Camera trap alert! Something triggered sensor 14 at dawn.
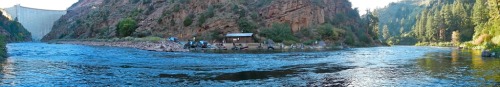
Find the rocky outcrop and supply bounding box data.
[260,0,355,33]
[42,0,363,42]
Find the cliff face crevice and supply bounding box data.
[43,0,362,42]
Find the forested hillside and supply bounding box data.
[374,0,425,45]
[375,0,500,51]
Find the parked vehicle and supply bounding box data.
[184,40,210,49]
[168,37,178,42]
[184,41,197,49]
[197,41,208,48]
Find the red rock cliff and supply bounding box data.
[42,0,362,42]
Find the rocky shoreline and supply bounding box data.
[52,41,189,52]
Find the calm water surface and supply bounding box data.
[1,43,498,86]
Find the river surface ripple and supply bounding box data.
[0,43,498,86]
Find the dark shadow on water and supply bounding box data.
[313,67,352,73]
[212,63,354,81]
[158,74,190,79]
[306,76,351,87]
[213,70,297,81]
[155,63,355,82]
[416,49,500,85]
[119,65,133,68]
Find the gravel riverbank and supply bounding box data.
[52,41,189,52]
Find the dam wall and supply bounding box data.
[3,5,66,41]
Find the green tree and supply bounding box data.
[365,10,379,40]
[173,4,181,12]
[116,18,138,37]
[472,0,491,40]
[488,0,500,17]
[452,1,474,41]
[382,25,390,40]
[374,0,500,47]
[425,11,435,42]
[415,9,428,41]
[197,14,207,27]
[260,23,298,43]
[183,14,194,26]
[472,0,490,25]
[317,24,334,39]
[435,13,446,41]
[442,4,453,29]
[237,19,258,33]
[441,4,453,40]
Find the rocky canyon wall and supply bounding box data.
[43,0,363,42]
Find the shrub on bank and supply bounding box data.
[345,32,356,45]
[303,40,316,45]
[317,24,334,39]
[116,18,138,37]
[490,46,500,53]
[237,19,258,33]
[415,42,454,47]
[260,23,298,43]
[492,35,500,45]
[183,14,194,26]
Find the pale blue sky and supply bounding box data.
[0,0,399,14]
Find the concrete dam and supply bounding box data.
[2,5,66,41]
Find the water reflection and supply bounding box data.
[451,49,458,63]
[0,58,15,85]
[470,50,485,69]
[417,49,499,86]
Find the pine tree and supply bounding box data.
[472,0,490,25]
[488,0,500,17]
[415,10,428,41]
[486,0,500,36]
[434,10,446,41]
[452,1,474,41]
[382,25,390,40]
[442,4,453,30]
[366,10,380,40]
[425,11,435,42]
[374,0,497,45]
